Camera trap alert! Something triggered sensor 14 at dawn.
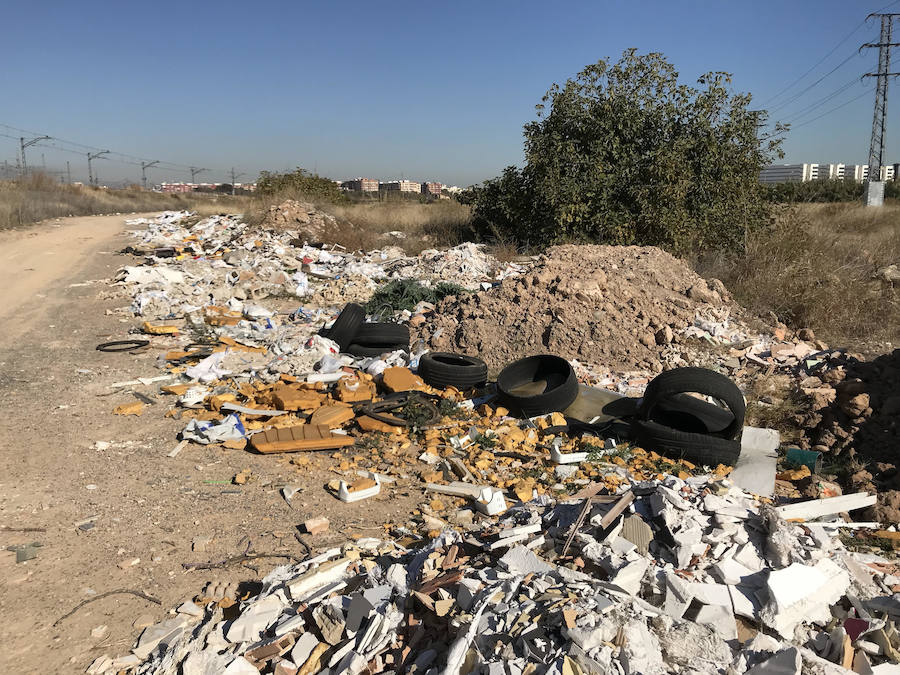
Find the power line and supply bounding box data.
[769,51,861,115]
[790,89,872,128]
[760,0,900,108]
[780,77,862,124]
[0,121,245,185]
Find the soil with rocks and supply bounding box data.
[422,244,737,373]
[260,200,338,241]
[794,348,900,523]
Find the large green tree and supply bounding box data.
[473,49,785,253]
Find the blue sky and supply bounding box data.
[2,0,897,186]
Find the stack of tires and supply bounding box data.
[320,303,410,357]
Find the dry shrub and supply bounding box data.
[695,202,900,347]
[0,173,247,229]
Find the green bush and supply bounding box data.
[472,50,784,254]
[365,279,468,314]
[256,168,346,202]
[763,178,900,203]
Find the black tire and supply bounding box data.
[346,342,407,358]
[320,303,366,350]
[639,367,745,440]
[629,419,743,467]
[497,355,578,417]
[96,339,150,352]
[418,352,488,389]
[355,323,410,345]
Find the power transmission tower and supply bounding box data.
[190,166,207,186]
[19,136,51,175]
[87,150,110,186]
[66,161,71,184]
[230,167,245,196]
[862,13,900,206]
[141,160,160,190]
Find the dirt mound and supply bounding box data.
[260,199,337,239]
[795,348,900,522]
[422,244,732,372]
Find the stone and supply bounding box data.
[695,604,737,641]
[225,595,285,644]
[744,647,801,675]
[841,393,870,418]
[304,517,329,535]
[457,578,482,611]
[90,624,109,640]
[192,535,213,553]
[177,601,204,617]
[762,560,850,638]
[655,325,674,345]
[499,546,553,576]
[133,616,190,660]
[313,603,346,645]
[290,632,320,668]
[610,558,650,596]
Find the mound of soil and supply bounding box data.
[261,199,337,239]
[422,244,732,372]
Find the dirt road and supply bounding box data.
[0,213,420,673]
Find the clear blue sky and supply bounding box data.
[2,0,897,186]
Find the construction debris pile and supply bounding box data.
[420,244,750,372]
[119,210,525,323]
[82,210,900,675]
[92,476,900,675]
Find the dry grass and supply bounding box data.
[245,188,472,253]
[0,173,248,229]
[695,201,900,348]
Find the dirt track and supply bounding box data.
[0,213,421,674]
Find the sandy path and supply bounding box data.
[0,212,421,674]
[0,214,155,341]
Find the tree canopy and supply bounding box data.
[472,49,785,253]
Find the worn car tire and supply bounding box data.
[320,303,366,350]
[628,366,746,465]
[354,322,410,345]
[346,342,408,358]
[639,367,745,440]
[497,355,578,417]
[418,352,488,389]
[629,419,743,467]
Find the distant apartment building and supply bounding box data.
[759,162,897,183]
[380,180,421,193]
[421,181,442,196]
[759,164,819,183]
[157,181,256,193]
[340,177,379,192]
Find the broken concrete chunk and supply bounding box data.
[744,647,801,675]
[499,546,553,576]
[762,560,851,638]
[225,595,285,644]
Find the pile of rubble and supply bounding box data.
[260,200,339,241]
[421,245,750,372]
[117,211,526,323]
[91,474,900,674]
[84,210,900,675]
